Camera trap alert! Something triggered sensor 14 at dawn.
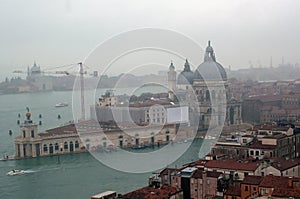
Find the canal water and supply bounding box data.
[0,89,205,199]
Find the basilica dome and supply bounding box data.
[194,41,227,81]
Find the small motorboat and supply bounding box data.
[55,103,68,108]
[7,169,25,176]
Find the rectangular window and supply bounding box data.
[31,130,34,138]
[245,185,249,192]
[250,150,254,155]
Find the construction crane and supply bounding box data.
[13,62,87,120]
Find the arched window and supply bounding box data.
[75,141,79,148]
[43,144,48,152]
[229,107,234,125]
[135,133,139,146]
[151,132,155,144]
[102,137,107,148]
[49,144,53,154]
[212,90,216,100]
[64,142,68,150]
[69,141,74,152]
[206,90,210,101]
[55,143,59,151]
[166,131,170,142]
[119,135,123,148]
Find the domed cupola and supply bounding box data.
[194,41,227,81]
[177,59,194,84]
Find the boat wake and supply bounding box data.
[23,170,36,174]
[6,169,36,176]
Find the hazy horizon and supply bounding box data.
[1,0,300,80]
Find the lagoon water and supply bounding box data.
[0,89,205,199]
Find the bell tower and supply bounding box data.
[15,107,39,158]
[167,61,177,91]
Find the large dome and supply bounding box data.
[194,41,227,81]
[177,59,194,84]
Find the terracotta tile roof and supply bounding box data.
[191,169,203,178]
[204,159,260,171]
[224,184,241,196]
[269,158,300,171]
[241,134,254,138]
[159,168,181,177]
[206,171,222,178]
[262,134,287,139]
[120,185,180,199]
[272,188,300,197]
[246,95,282,103]
[39,124,77,137]
[252,123,290,131]
[184,159,208,167]
[129,101,172,108]
[249,141,276,150]
[259,175,300,189]
[242,175,263,185]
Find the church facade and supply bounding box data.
[168,41,242,129]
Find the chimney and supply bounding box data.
[202,171,207,180]
[288,177,293,188]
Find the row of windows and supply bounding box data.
[23,130,35,138]
[118,131,170,139]
[249,150,272,157]
[148,108,165,112]
[147,118,165,123]
[244,185,257,192]
[43,141,79,152]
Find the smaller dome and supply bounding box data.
[177,59,194,85]
[177,71,194,84]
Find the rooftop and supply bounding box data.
[39,123,77,137]
[159,168,181,177]
[251,123,291,131]
[269,158,300,171]
[272,188,300,198]
[119,185,180,199]
[224,184,241,196]
[204,159,260,171]
[242,175,263,185]
[259,175,300,188]
[249,141,276,150]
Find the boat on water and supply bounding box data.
[55,103,68,108]
[7,169,25,176]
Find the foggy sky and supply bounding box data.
[0,0,299,80]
